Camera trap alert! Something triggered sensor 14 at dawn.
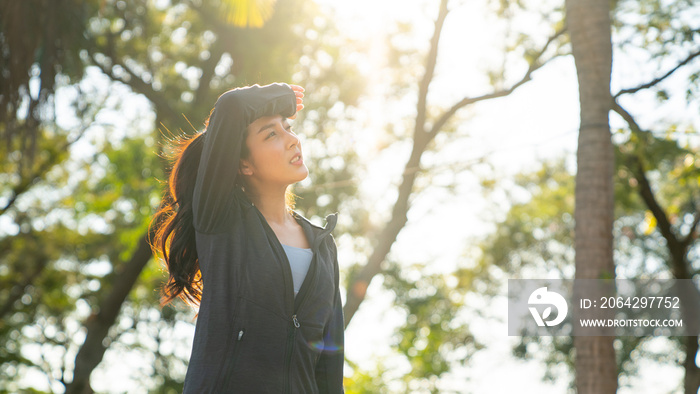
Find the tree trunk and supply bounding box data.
[65,233,153,394]
[342,0,449,326]
[565,0,618,392]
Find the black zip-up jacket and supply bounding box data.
[183,83,344,393]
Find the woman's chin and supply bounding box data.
[293,170,309,183]
[295,165,309,181]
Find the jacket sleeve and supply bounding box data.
[316,239,345,393]
[192,83,296,233]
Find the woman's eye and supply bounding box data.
[266,131,276,139]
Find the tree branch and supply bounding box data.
[414,0,449,144]
[194,38,226,106]
[611,100,645,134]
[88,52,182,128]
[612,101,693,279]
[1,121,92,215]
[342,5,563,327]
[428,27,566,140]
[342,0,449,327]
[88,25,182,128]
[613,47,700,98]
[682,208,700,249]
[66,231,153,394]
[630,156,683,253]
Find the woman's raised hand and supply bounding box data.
[289,85,304,119]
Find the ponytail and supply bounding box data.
[150,132,205,308]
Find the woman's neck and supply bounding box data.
[245,186,290,225]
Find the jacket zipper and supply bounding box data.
[283,315,301,394]
[261,220,301,394]
[256,210,296,309]
[293,253,318,312]
[254,208,324,392]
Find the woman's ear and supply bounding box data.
[239,159,254,176]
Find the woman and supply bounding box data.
[151,83,344,393]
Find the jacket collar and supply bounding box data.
[293,211,337,250]
[235,187,336,250]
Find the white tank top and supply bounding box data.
[281,244,313,297]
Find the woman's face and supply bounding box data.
[240,115,308,188]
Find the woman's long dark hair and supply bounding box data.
[150,132,206,308]
[150,116,298,309]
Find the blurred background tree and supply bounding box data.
[338,0,569,391]
[472,0,700,391]
[565,0,618,390]
[1,0,364,392]
[478,133,698,392]
[1,0,563,390]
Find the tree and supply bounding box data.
[469,0,699,389]
[613,104,700,393]
[341,0,565,327]
[565,0,619,391]
[0,0,365,391]
[478,142,698,391]
[484,0,700,390]
[0,0,93,165]
[609,0,700,389]
[335,0,567,389]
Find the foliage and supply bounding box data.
[334,0,567,389]
[469,0,700,389]
[382,261,482,393]
[477,132,698,387]
[0,0,96,164]
[2,0,697,391]
[0,0,366,391]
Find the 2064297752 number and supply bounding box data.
[600,296,681,309]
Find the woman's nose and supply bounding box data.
[286,130,299,148]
